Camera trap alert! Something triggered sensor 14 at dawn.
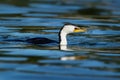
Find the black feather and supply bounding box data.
[26,37,58,44]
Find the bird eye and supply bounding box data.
[74,27,80,30]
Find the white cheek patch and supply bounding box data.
[63,25,75,33]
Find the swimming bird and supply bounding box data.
[26,23,87,45]
[4,23,86,45]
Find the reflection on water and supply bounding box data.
[0,0,120,80]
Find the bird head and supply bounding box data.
[61,23,87,34]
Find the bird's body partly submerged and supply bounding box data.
[26,37,58,44]
[4,23,86,45]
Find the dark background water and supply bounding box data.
[0,0,120,80]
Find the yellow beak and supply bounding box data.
[74,27,87,32]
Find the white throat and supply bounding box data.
[59,24,79,45]
[60,31,67,45]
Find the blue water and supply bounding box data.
[0,0,120,80]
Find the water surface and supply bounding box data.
[0,0,120,80]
